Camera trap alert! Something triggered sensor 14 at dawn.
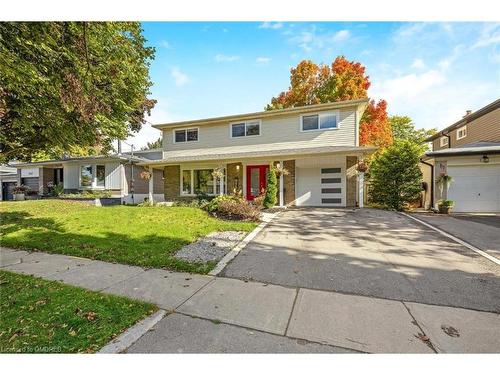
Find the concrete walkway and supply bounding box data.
[1,247,499,353]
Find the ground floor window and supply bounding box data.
[181,168,225,196]
[80,164,105,188]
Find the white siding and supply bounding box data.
[63,164,80,189]
[163,107,357,152]
[105,162,121,190]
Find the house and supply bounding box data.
[139,98,374,207]
[0,165,18,201]
[4,99,374,207]
[6,150,165,204]
[423,98,500,213]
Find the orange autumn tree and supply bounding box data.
[266,56,392,148]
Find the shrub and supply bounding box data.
[215,199,260,221]
[253,193,265,209]
[172,196,211,208]
[263,165,277,209]
[13,185,29,194]
[438,199,454,207]
[368,140,423,211]
[51,184,64,197]
[205,194,242,212]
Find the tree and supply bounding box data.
[266,56,392,148]
[140,137,162,151]
[263,166,278,209]
[359,99,393,148]
[389,115,436,151]
[368,140,423,210]
[0,22,156,162]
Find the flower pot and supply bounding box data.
[13,193,25,201]
[438,205,452,214]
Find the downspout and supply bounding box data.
[419,158,434,209]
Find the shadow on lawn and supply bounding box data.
[0,210,211,273]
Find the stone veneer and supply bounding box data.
[283,160,296,205]
[346,156,358,207]
[164,165,180,200]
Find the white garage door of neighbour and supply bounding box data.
[447,165,500,213]
[296,166,344,207]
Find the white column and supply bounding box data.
[358,172,364,208]
[148,167,154,202]
[279,160,284,207]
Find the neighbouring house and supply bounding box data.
[422,98,500,213]
[0,165,18,201]
[5,99,375,207]
[139,98,374,207]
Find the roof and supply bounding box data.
[9,154,146,168]
[425,141,500,157]
[138,141,376,165]
[425,98,500,142]
[153,99,369,130]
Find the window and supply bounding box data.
[181,168,225,195]
[80,165,92,187]
[231,120,261,138]
[301,112,338,131]
[440,137,449,147]
[96,165,105,187]
[456,126,467,140]
[174,128,198,143]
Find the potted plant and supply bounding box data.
[356,161,369,173]
[139,170,152,180]
[438,199,454,214]
[13,185,29,201]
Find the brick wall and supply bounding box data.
[227,162,243,195]
[283,160,295,205]
[164,165,180,200]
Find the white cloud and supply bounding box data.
[411,58,426,69]
[159,40,171,49]
[256,57,271,64]
[289,25,352,51]
[373,70,446,101]
[214,54,240,62]
[332,29,350,42]
[472,23,500,49]
[258,22,283,30]
[170,67,189,87]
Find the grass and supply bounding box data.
[0,200,257,273]
[0,270,156,353]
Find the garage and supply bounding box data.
[447,164,500,212]
[295,156,346,207]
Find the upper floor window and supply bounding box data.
[440,136,449,147]
[301,112,338,131]
[174,128,198,143]
[456,126,467,140]
[231,120,261,138]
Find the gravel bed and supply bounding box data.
[175,231,246,263]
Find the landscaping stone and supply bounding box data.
[175,231,246,263]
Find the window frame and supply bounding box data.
[456,126,467,140]
[300,111,340,132]
[180,167,226,196]
[229,119,262,138]
[440,136,449,147]
[79,164,106,189]
[173,127,199,144]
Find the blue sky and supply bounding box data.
[127,22,500,149]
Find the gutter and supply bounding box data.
[419,158,434,209]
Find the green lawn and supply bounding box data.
[0,200,256,273]
[0,270,156,353]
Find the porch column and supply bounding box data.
[279,160,284,206]
[148,166,154,203]
[219,172,224,196]
[358,172,364,208]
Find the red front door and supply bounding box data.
[246,165,269,200]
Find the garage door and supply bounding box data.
[447,165,500,212]
[296,166,345,207]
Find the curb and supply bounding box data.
[208,212,278,276]
[401,212,500,266]
[98,309,167,353]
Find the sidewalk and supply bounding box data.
[1,247,499,353]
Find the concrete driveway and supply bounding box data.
[222,208,500,313]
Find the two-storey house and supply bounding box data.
[140,99,374,207]
[423,98,500,212]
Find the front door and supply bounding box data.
[246,165,269,200]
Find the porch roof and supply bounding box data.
[9,154,145,168]
[139,142,376,166]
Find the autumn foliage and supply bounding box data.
[267,56,392,148]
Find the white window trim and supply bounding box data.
[173,127,199,144]
[180,166,225,196]
[229,119,262,138]
[456,126,467,140]
[78,164,106,190]
[300,110,340,132]
[440,136,449,147]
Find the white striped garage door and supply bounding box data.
[295,156,346,207]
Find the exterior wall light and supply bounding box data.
[481,155,490,163]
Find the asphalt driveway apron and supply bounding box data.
[222,208,500,313]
